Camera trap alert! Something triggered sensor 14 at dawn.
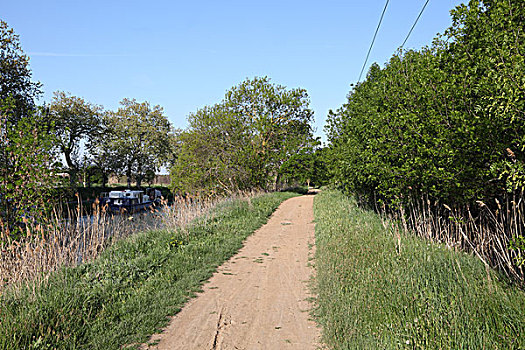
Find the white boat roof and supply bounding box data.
[108,190,144,198]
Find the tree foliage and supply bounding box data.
[172,104,252,194]
[0,20,41,121]
[0,22,54,239]
[279,147,329,188]
[84,113,122,188]
[0,100,55,239]
[106,99,172,187]
[49,91,102,185]
[171,77,315,195]
[326,0,525,206]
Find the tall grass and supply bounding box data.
[379,193,525,284]
[314,190,525,349]
[0,192,253,293]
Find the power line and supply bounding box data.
[357,0,390,83]
[400,0,430,50]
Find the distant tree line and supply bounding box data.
[49,92,176,189]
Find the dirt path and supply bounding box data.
[145,194,320,350]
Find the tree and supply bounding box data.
[0,99,55,240]
[444,0,525,194]
[224,77,315,189]
[171,104,254,194]
[107,99,172,188]
[85,112,123,188]
[278,151,315,187]
[165,128,182,169]
[324,0,525,282]
[0,21,42,121]
[171,77,316,195]
[279,146,329,188]
[0,22,54,240]
[49,91,101,186]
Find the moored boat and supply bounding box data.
[100,188,162,213]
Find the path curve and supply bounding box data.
[145,195,320,349]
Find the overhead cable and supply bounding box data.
[357,0,390,83]
[400,0,431,50]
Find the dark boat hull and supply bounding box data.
[100,198,154,213]
[108,201,153,213]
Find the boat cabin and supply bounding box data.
[101,189,153,212]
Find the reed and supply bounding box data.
[380,193,525,284]
[0,191,262,294]
[314,190,525,349]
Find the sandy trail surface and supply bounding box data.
[146,194,320,350]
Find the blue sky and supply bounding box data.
[3,0,464,141]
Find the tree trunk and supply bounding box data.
[126,165,132,188]
[136,163,143,188]
[64,150,77,186]
[86,169,92,188]
[273,173,280,192]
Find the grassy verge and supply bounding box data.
[313,190,525,349]
[0,191,297,349]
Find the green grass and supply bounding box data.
[0,191,297,349]
[313,190,525,349]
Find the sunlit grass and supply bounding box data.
[0,191,297,349]
[313,190,525,349]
